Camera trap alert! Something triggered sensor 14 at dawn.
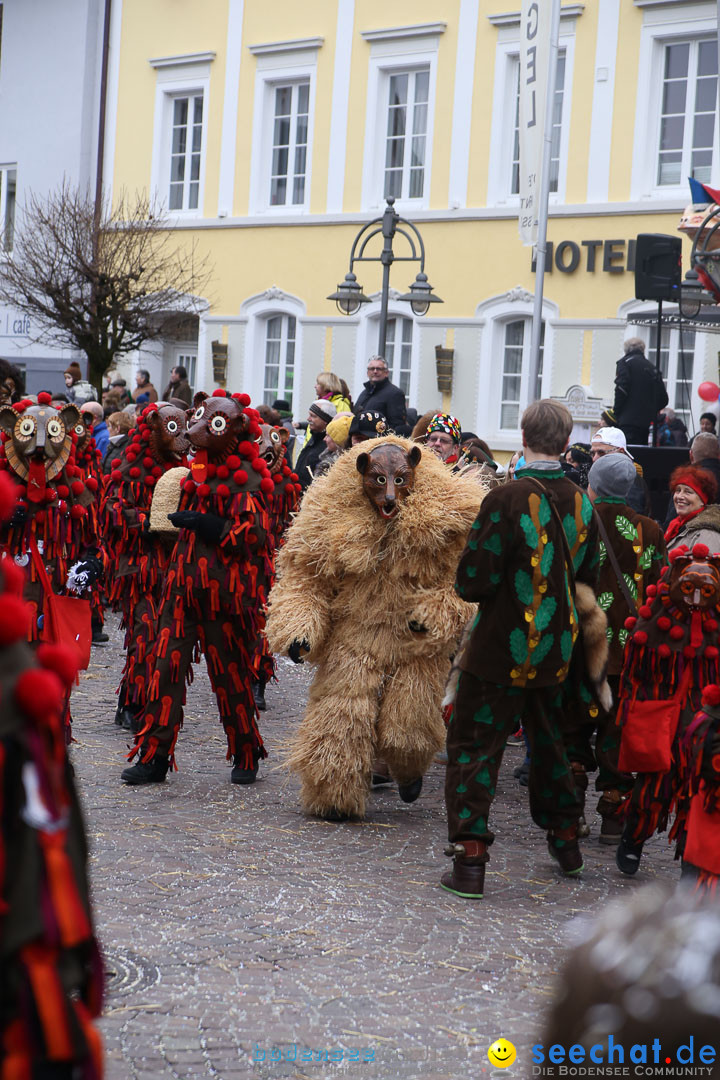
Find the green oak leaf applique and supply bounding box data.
[623,572,638,600]
[639,544,656,570]
[606,626,614,642]
[515,569,534,605]
[616,515,639,542]
[530,634,554,665]
[598,540,607,566]
[563,513,577,548]
[519,513,539,549]
[483,533,503,556]
[473,704,494,725]
[618,628,629,647]
[560,630,574,661]
[534,596,557,631]
[538,496,551,527]
[489,510,501,524]
[509,628,529,665]
[540,540,555,577]
[597,591,614,611]
[580,494,593,525]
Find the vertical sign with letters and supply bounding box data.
[519,0,551,246]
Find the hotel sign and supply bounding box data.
[532,238,637,274]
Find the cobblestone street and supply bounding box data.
[72,619,678,1080]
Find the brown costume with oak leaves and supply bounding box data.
[266,437,482,820]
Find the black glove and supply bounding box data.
[168,510,226,544]
[408,620,428,633]
[288,638,310,664]
[67,553,103,593]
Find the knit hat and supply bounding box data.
[592,426,634,461]
[309,399,337,425]
[64,361,83,383]
[349,411,388,440]
[427,413,461,443]
[588,453,637,499]
[326,414,352,448]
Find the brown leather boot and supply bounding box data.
[597,789,624,845]
[547,825,584,876]
[440,841,486,899]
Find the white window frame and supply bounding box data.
[240,289,306,411]
[149,56,212,219]
[631,5,718,201]
[353,299,420,408]
[248,44,319,215]
[361,33,441,213]
[474,291,559,451]
[261,312,298,407]
[487,26,575,207]
[0,163,16,255]
[173,345,198,390]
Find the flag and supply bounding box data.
[519,0,552,246]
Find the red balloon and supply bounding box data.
[698,381,720,401]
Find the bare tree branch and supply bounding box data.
[0,183,214,389]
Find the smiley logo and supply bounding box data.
[488,1039,516,1068]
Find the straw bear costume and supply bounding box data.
[266,437,482,820]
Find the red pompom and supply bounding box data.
[57,484,70,498]
[646,584,657,597]
[34,510,46,525]
[126,451,137,464]
[216,484,230,497]
[658,643,672,659]
[129,467,141,479]
[294,483,301,493]
[70,505,86,519]
[143,456,154,469]
[152,466,162,478]
[260,477,274,495]
[233,470,248,486]
[44,490,55,504]
[237,442,257,459]
[237,394,251,406]
[70,480,84,496]
[37,643,78,688]
[248,423,261,438]
[0,594,31,644]
[141,429,151,441]
[197,483,211,497]
[705,619,719,632]
[285,483,296,493]
[693,542,710,558]
[212,388,227,397]
[251,460,265,473]
[14,667,64,720]
[2,559,25,596]
[110,470,122,483]
[633,630,648,645]
[37,391,52,405]
[684,645,696,659]
[273,473,282,485]
[183,479,195,493]
[624,617,637,630]
[638,604,652,620]
[144,476,155,487]
[111,457,121,468]
[705,646,720,661]
[86,477,98,493]
[702,684,720,706]
[13,399,31,412]
[658,582,669,594]
[217,465,229,480]
[57,500,67,514]
[668,547,688,563]
[670,625,685,641]
[0,471,16,522]
[657,616,671,632]
[226,456,240,470]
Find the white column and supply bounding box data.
[102,0,124,206]
[448,0,479,209]
[217,0,245,216]
[586,0,620,203]
[326,0,355,212]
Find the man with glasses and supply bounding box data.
[590,426,650,515]
[353,356,410,436]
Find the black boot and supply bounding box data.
[441,841,486,899]
[547,825,584,876]
[231,751,259,785]
[120,706,141,733]
[616,831,644,875]
[113,700,124,726]
[121,756,168,785]
[398,777,422,803]
[252,676,267,712]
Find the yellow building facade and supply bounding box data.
[106,0,718,449]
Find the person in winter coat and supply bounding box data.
[132,369,159,405]
[665,465,720,553]
[64,361,98,406]
[295,400,337,490]
[613,337,668,446]
[161,365,193,406]
[354,356,410,435]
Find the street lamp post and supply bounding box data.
[327,197,442,359]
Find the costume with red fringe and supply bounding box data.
[0,470,104,1080]
[130,391,276,774]
[0,394,98,643]
[74,421,106,635]
[616,543,720,845]
[100,404,188,718]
